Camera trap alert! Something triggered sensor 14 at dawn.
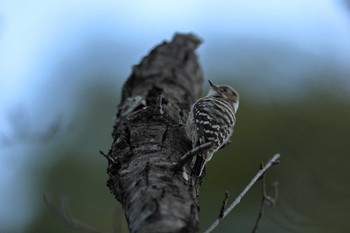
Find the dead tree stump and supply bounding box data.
[106,33,204,233]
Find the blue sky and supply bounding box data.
[1,0,350,232]
[1,0,350,110]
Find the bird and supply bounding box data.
[186,80,240,176]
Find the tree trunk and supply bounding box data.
[106,33,204,233]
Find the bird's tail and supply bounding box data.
[193,155,206,176]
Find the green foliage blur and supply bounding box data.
[25,77,350,233]
[199,83,350,233]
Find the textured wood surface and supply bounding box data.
[107,34,204,233]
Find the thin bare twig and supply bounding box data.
[203,153,280,233]
[173,142,212,170]
[252,162,278,233]
[43,194,106,233]
[218,191,229,220]
[271,181,279,204]
[252,169,279,233]
[252,186,266,233]
[99,150,117,164]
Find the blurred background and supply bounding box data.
[1,0,350,232]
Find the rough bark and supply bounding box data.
[106,34,204,233]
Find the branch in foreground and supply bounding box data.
[203,153,281,233]
[251,164,279,233]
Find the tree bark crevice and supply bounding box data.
[107,33,204,233]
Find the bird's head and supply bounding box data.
[207,80,240,112]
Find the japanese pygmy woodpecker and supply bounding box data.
[186,80,240,176]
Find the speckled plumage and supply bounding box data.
[186,80,239,176]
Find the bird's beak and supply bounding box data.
[208,80,219,91]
